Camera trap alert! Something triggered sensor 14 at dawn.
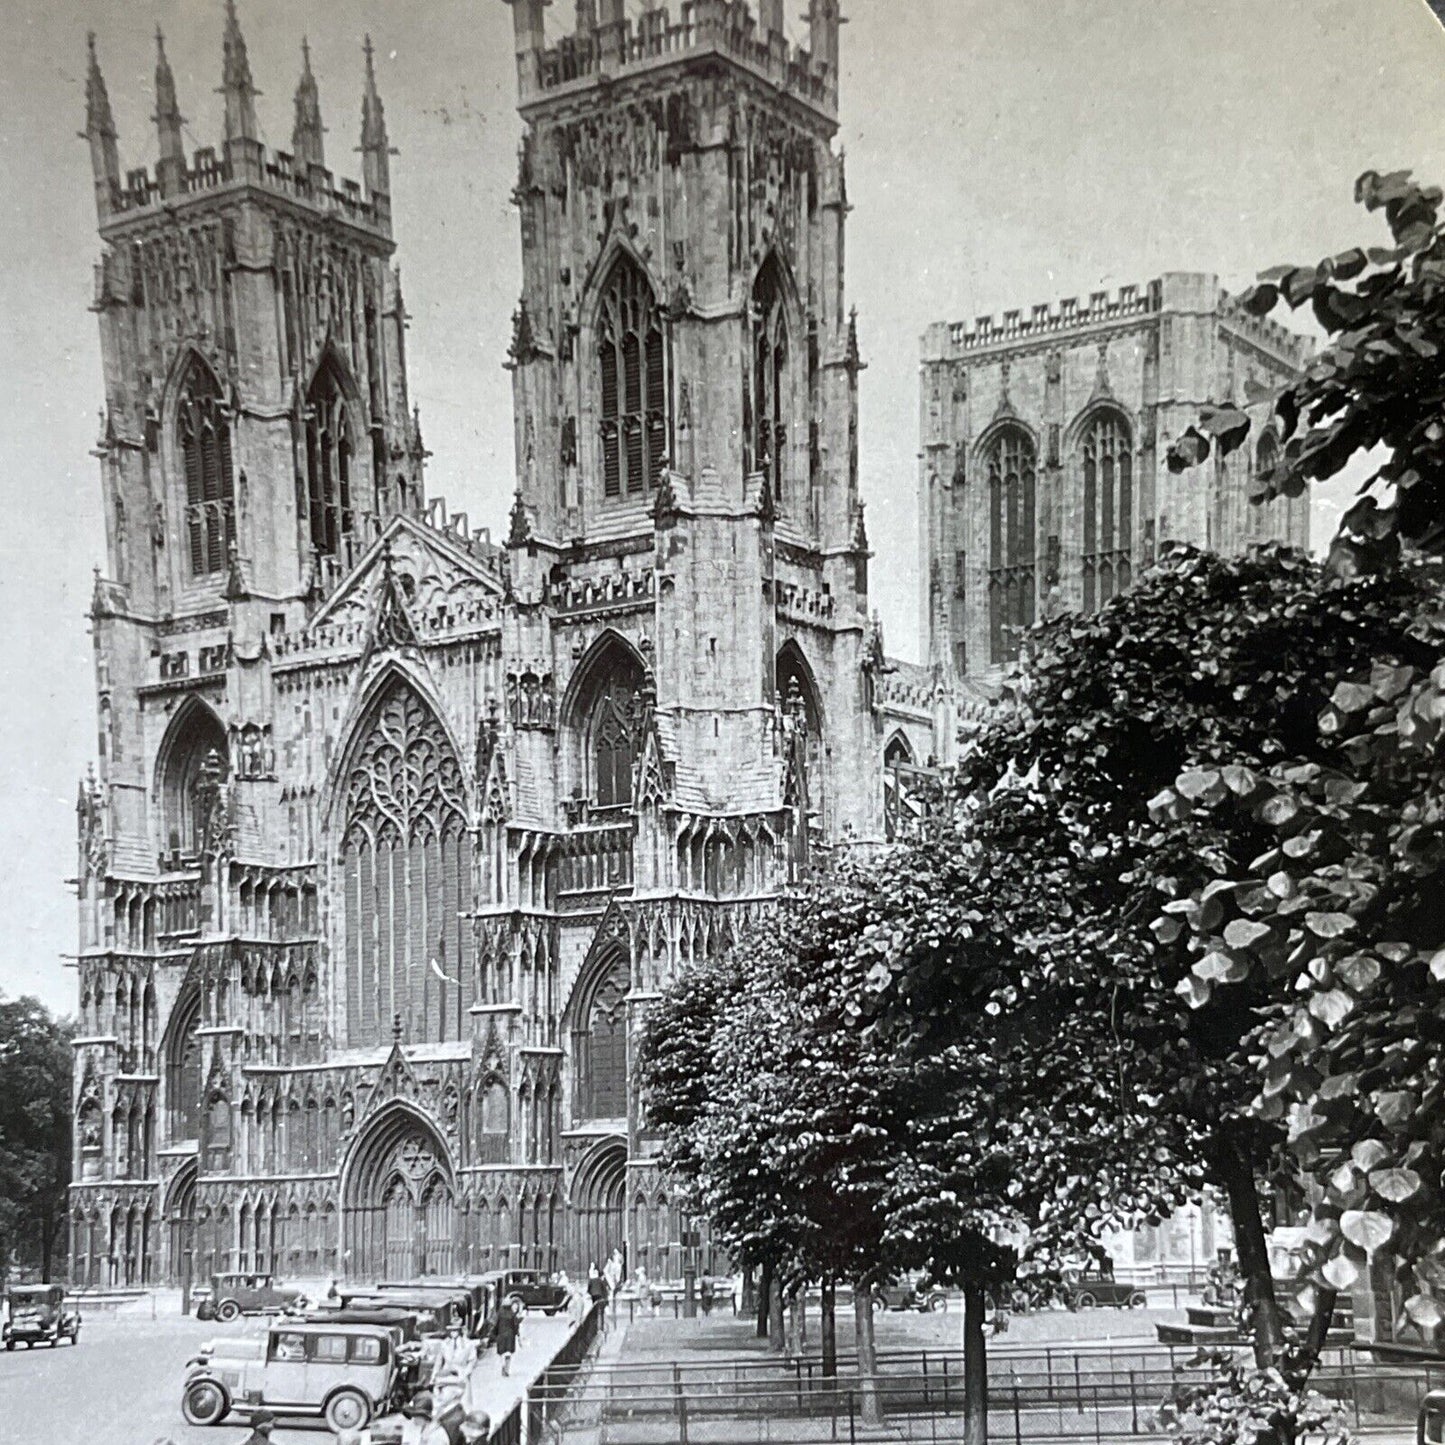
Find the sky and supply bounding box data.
[1,0,1443,1015]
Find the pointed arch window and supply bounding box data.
[339,680,473,1047]
[597,256,667,500]
[573,949,630,1121]
[591,683,639,809]
[305,357,355,560]
[1253,430,1281,543]
[176,358,235,578]
[1081,412,1133,614]
[159,702,229,860]
[750,258,789,500]
[986,428,1037,665]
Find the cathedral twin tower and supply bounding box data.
[72,1,919,1290]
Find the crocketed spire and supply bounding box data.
[85,31,116,140]
[221,0,260,143]
[292,37,326,168]
[153,27,186,172]
[360,35,391,197]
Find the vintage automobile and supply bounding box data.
[195,1272,306,1322]
[346,1286,466,1336]
[180,1320,403,1432]
[494,1268,569,1315]
[2,1284,81,1348]
[369,1282,483,1334]
[872,1278,948,1313]
[1061,1271,1149,1310]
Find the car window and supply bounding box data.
[350,1335,384,1365]
[309,1334,348,1363]
[271,1332,307,1362]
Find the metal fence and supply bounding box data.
[490,1301,606,1445]
[529,1361,1439,1444]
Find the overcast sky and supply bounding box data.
[1,0,1443,1014]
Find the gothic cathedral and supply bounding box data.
[70,1,933,1289]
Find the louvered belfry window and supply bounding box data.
[597,256,667,499]
[305,358,355,559]
[751,257,788,499]
[986,428,1037,665]
[176,358,235,578]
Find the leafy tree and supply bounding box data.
[0,996,74,1283]
[1160,169,1445,1351]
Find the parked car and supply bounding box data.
[3,1284,81,1349]
[367,1283,478,1335]
[194,1272,306,1323]
[495,1269,569,1315]
[180,1320,404,1432]
[872,1278,948,1313]
[1062,1273,1148,1310]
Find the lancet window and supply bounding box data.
[1081,412,1133,613]
[749,257,789,499]
[597,256,667,500]
[176,358,235,578]
[986,428,1037,665]
[573,948,630,1121]
[304,356,355,560]
[339,681,473,1047]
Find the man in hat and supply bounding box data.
[239,1410,277,1444]
[459,1411,492,1443]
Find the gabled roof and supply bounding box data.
[309,512,504,632]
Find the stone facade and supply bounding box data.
[919,274,1311,683]
[70,2,939,1291]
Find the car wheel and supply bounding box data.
[1075,1291,1097,1309]
[928,1294,947,1312]
[870,1296,883,1314]
[1128,1290,1148,1309]
[217,1300,240,1323]
[324,1388,372,1433]
[181,1379,230,1427]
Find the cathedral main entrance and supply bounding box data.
[572,1137,626,1276]
[341,1104,456,1280]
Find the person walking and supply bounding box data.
[494,1297,521,1377]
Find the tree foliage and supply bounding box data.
[0,995,73,1282]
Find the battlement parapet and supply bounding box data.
[1218,289,1313,369]
[104,141,391,239]
[931,282,1160,359]
[516,1,837,119]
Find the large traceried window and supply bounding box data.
[749,256,789,500]
[304,356,355,560]
[568,634,647,812]
[597,256,667,500]
[1081,412,1133,613]
[159,700,229,860]
[340,679,473,1047]
[986,428,1037,665]
[176,357,235,579]
[591,681,639,810]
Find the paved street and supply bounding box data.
[1,1310,576,1445]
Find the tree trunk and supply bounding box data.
[786,1285,804,1356]
[756,1260,771,1338]
[963,1283,989,1445]
[853,1279,882,1427]
[1213,1136,1285,1369]
[768,1272,786,1352]
[821,1279,838,1379]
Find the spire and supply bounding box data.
[83,33,120,218]
[292,37,326,168]
[153,27,187,188]
[360,35,392,198]
[220,0,260,144]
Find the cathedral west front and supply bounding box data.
[67,1,1307,1294]
[69,0,938,1290]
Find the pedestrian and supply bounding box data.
[494,1296,521,1377]
[731,1273,744,1316]
[700,1278,714,1316]
[459,1411,492,1444]
[401,1391,437,1445]
[238,1410,277,1444]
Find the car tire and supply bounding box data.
[181,1379,230,1427]
[324,1388,372,1433]
[928,1294,947,1312]
[870,1297,883,1314]
[1075,1291,1097,1309]
[1128,1291,1148,1309]
[217,1300,240,1323]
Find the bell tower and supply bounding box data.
[501,0,879,843]
[86,10,424,625]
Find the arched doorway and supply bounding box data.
[572,1137,626,1276]
[166,1158,198,1289]
[340,1104,456,1280]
